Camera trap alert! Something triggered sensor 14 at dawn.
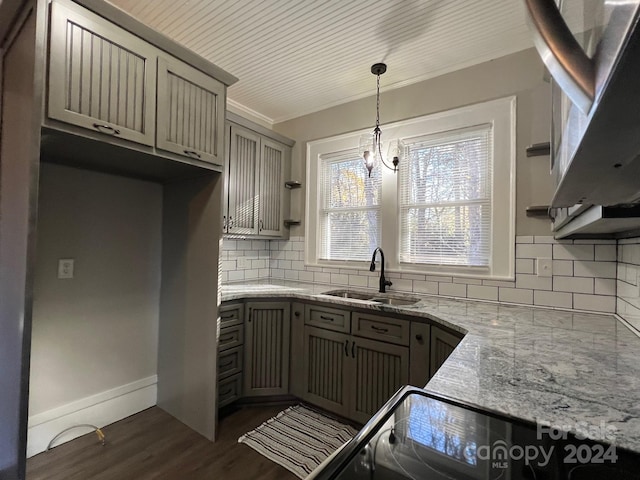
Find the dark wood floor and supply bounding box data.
[27,405,299,480]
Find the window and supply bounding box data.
[400,125,492,268]
[319,151,381,261]
[306,96,515,279]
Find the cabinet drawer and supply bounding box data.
[305,304,350,333]
[219,346,243,380]
[351,312,410,346]
[219,324,243,351]
[218,373,242,408]
[220,303,243,327]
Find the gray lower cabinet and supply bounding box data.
[302,326,350,417]
[48,0,157,146]
[244,301,291,396]
[218,303,244,408]
[430,326,463,378]
[350,336,409,424]
[301,323,409,424]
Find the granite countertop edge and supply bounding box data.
[221,280,640,453]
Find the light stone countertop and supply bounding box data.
[221,280,640,452]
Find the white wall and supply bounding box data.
[274,48,553,237]
[28,163,162,454]
[617,238,640,332]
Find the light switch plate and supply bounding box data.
[58,258,75,279]
[537,258,552,277]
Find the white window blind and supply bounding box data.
[399,124,493,267]
[319,151,381,261]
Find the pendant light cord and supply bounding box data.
[375,71,395,171]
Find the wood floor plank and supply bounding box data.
[27,406,299,480]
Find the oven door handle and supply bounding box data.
[524,0,594,114]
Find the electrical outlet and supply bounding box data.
[236,256,250,269]
[537,258,553,277]
[58,258,75,279]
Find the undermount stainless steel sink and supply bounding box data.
[322,290,374,300]
[322,290,420,306]
[369,297,420,306]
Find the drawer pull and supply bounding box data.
[371,325,389,333]
[184,149,202,159]
[220,335,234,342]
[351,341,356,358]
[92,123,120,135]
[344,340,349,357]
[221,314,236,320]
[220,388,233,396]
[320,315,334,322]
[220,360,233,368]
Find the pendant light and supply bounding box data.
[358,63,400,177]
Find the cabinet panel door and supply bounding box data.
[301,326,350,418]
[429,327,462,379]
[48,0,156,146]
[227,124,260,235]
[156,56,225,165]
[244,302,290,396]
[350,337,409,424]
[258,138,286,236]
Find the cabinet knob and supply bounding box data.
[294,311,300,317]
[415,334,423,342]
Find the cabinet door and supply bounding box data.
[48,0,156,146]
[301,326,350,418]
[429,327,462,379]
[227,124,260,235]
[244,302,290,396]
[349,337,409,424]
[156,56,225,165]
[258,138,287,236]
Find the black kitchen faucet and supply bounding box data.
[370,247,392,293]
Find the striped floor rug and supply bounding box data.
[238,405,358,479]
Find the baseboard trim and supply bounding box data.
[27,375,157,458]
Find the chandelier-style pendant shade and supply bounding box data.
[361,63,399,176]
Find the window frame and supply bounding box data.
[305,96,516,280]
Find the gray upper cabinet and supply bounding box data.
[156,56,225,166]
[48,0,156,146]
[227,124,261,235]
[225,118,292,238]
[258,138,286,236]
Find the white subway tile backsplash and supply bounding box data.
[468,285,498,301]
[439,282,467,297]
[517,244,552,259]
[499,288,533,305]
[573,294,616,313]
[552,260,573,276]
[349,275,368,287]
[331,273,349,285]
[553,244,594,261]
[573,261,616,279]
[516,274,552,291]
[314,272,331,284]
[222,234,627,315]
[553,276,593,294]
[413,281,438,295]
[595,244,616,262]
[516,259,534,274]
[516,236,534,244]
[594,278,616,296]
[534,290,572,308]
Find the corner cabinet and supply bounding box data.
[48,0,157,146]
[156,56,225,166]
[224,117,293,238]
[244,301,291,396]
